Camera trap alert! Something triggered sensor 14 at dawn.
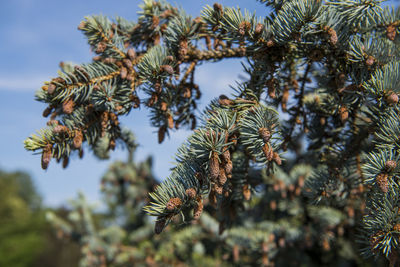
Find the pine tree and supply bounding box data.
[25,0,400,265]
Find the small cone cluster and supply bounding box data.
[242,184,251,200]
[255,23,264,35]
[62,99,75,114]
[218,94,234,106]
[338,106,348,123]
[365,55,375,66]
[387,24,396,41]
[207,144,233,203]
[73,130,83,149]
[209,190,217,206]
[193,197,203,219]
[100,112,109,137]
[167,113,174,129]
[261,242,270,266]
[324,26,337,45]
[158,125,167,144]
[281,86,289,111]
[376,173,389,193]
[62,156,69,169]
[393,223,400,232]
[266,78,277,99]
[185,188,197,199]
[258,126,281,165]
[178,39,188,61]
[385,160,397,171]
[262,143,274,161]
[258,128,271,143]
[213,3,223,15]
[42,106,52,117]
[160,64,174,75]
[209,151,220,181]
[166,197,182,211]
[41,144,53,170]
[53,125,68,134]
[386,91,399,105]
[238,21,251,36]
[322,238,330,251]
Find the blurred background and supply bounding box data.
[0,0,398,266]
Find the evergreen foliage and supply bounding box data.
[25,0,400,265]
[46,148,375,266]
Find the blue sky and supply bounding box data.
[0,0,266,206]
[0,0,398,206]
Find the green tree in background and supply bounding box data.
[0,170,81,267]
[24,0,400,266]
[0,170,45,267]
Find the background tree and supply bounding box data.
[24,0,400,265]
[0,170,45,267]
[0,170,81,267]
